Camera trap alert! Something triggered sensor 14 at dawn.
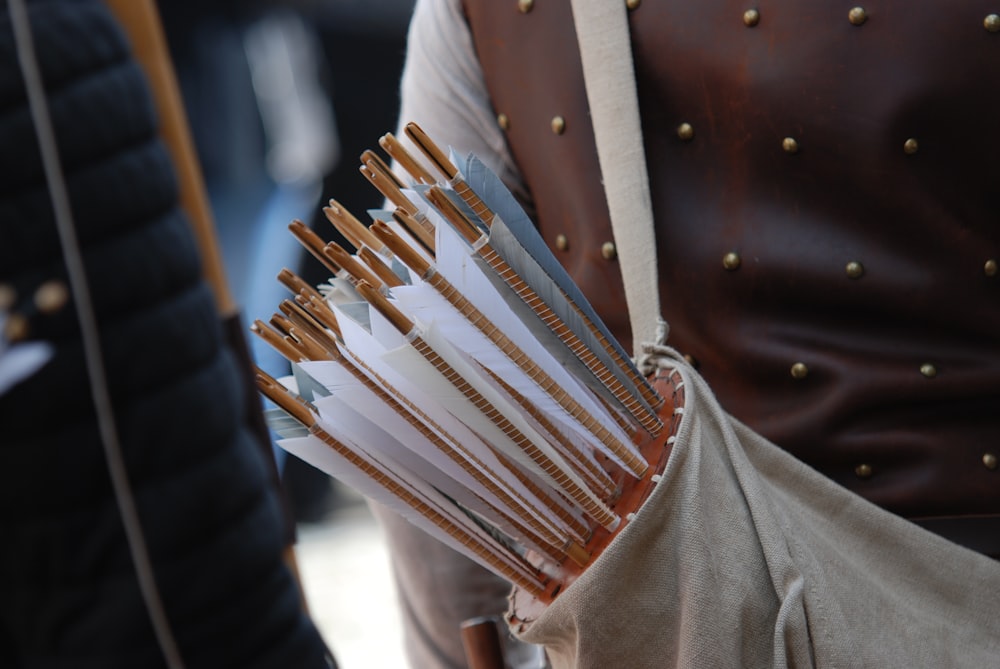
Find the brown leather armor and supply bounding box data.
[462,0,1000,541]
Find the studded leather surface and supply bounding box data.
[462,0,1000,521]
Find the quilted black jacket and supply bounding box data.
[0,1,331,666]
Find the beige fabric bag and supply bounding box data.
[513,353,1000,667]
[510,2,1000,666]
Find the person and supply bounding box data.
[0,1,331,665]
[375,1,1000,667]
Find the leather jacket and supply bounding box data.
[461,0,1000,546]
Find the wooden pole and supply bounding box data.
[102,0,307,608]
[460,617,507,669]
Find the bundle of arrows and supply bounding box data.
[253,123,686,605]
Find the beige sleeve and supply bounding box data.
[395,0,526,201]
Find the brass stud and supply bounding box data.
[3,312,29,342]
[497,113,510,130]
[34,280,69,314]
[555,234,569,251]
[0,283,15,311]
[984,453,998,471]
[626,0,641,9]
[985,259,998,277]
[985,14,1000,32]
[677,122,695,141]
[790,362,809,380]
[903,138,919,155]
[743,8,760,26]
[722,252,742,271]
[601,241,617,260]
[782,136,799,154]
[518,0,534,14]
[683,353,699,368]
[855,463,873,479]
[845,261,865,279]
[848,7,868,25]
[551,116,566,135]
[919,363,938,378]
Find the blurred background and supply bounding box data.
[158,1,418,665]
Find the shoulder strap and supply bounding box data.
[569,0,665,356]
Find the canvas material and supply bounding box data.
[567,0,661,354]
[511,350,1000,668]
